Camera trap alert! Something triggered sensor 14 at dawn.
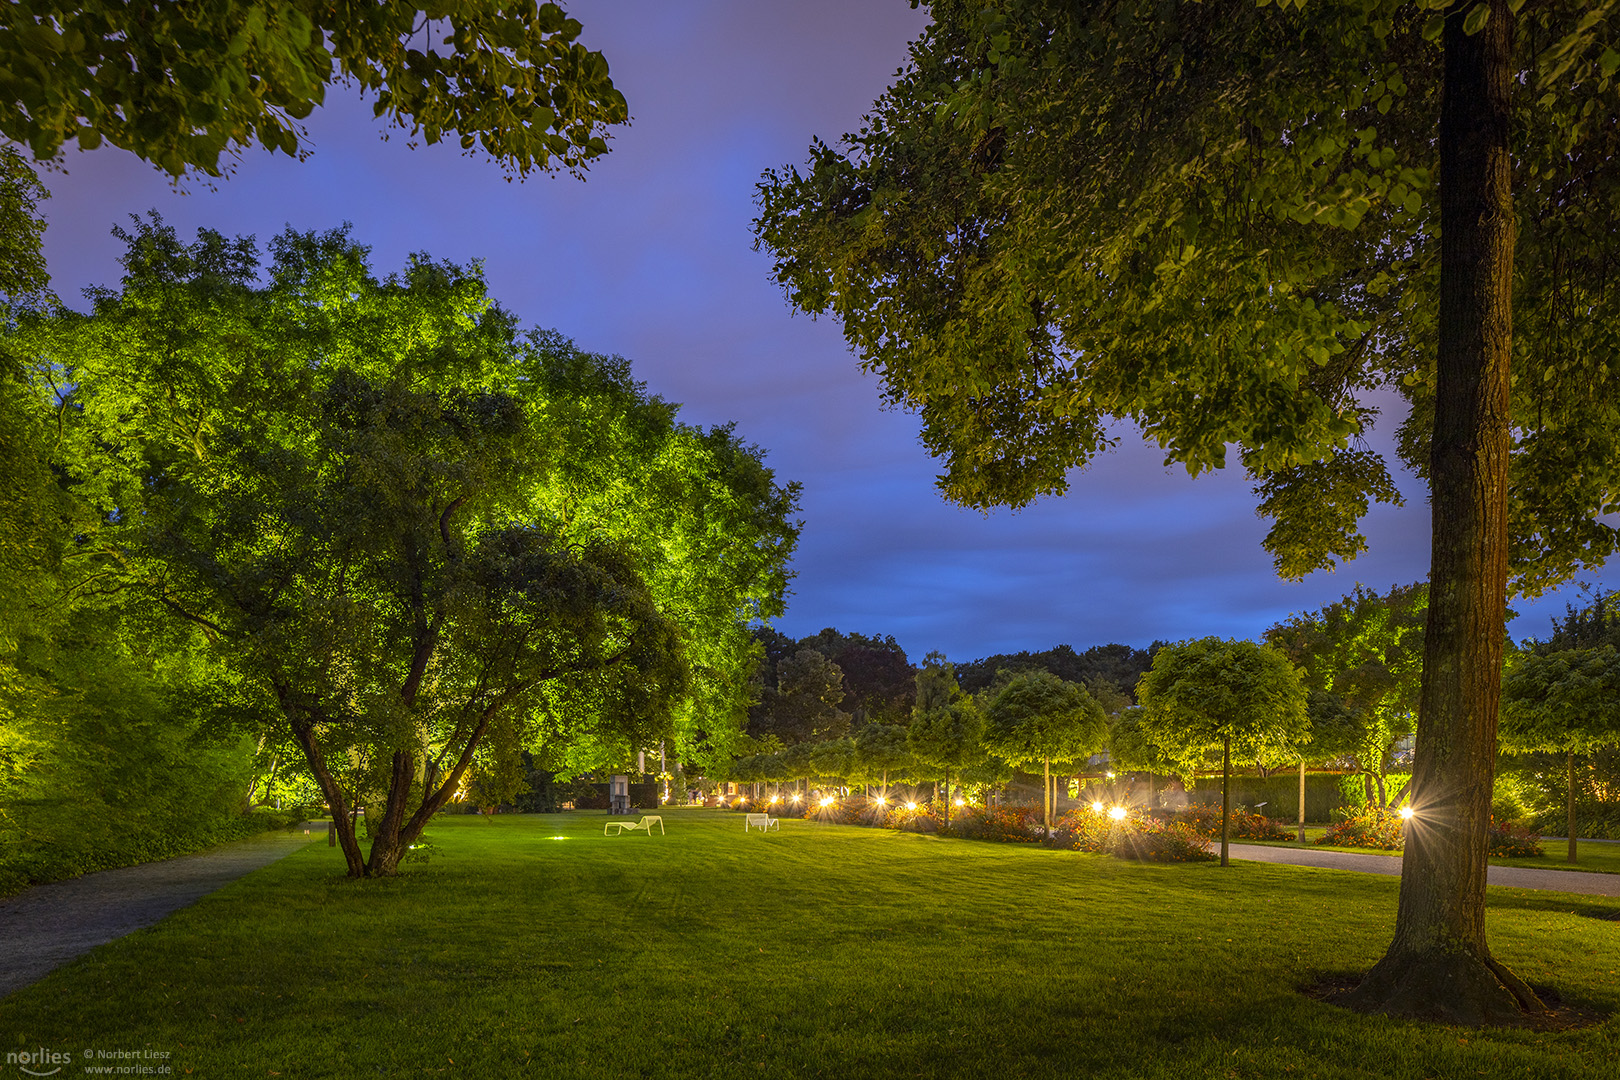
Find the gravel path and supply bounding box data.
[1229,843,1620,897]
[0,823,323,999]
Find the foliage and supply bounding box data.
[1499,646,1620,757]
[1052,805,1215,863]
[906,653,987,776]
[956,642,1157,704]
[791,627,915,726]
[982,669,1108,772]
[1136,638,1310,776]
[1487,820,1543,859]
[1169,804,1292,843]
[0,1,627,178]
[852,723,913,785]
[1318,809,1406,851]
[1538,589,1620,652]
[0,603,289,897]
[749,647,850,745]
[947,803,1043,844]
[13,220,797,877]
[1265,584,1425,803]
[753,0,1620,593]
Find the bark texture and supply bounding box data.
[1567,751,1578,865]
[1344,0,1543,1025]
[1220,735,1231,868]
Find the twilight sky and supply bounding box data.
[34,1,1611,661]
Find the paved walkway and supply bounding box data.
[0,823,323,999]
[1229,843,1620,897]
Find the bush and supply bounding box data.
[947,805,1043,843]
[1110,817,1218,862]
[1053,806,1216,862]
[1488,819,1544,858]
[1318,808,1405,850]
[1530,804,1620,840]
[1161,804,1292,841]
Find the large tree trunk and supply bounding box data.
[1220,735,1230,868]
[1345,0,1542,1024]
[365,749,418,877]
[1298,758,1306,843]
[288,719,366,878]
[1043,758,1051,838]
[1567,751,1578,865]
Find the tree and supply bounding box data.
[755,0,1620,1021]
[958,643,1156,703]
[0,1,626,178]
[14,221,797,876]
[1137,638,1309,866]
[984,670,1108,836]
[795,628,916,727]
[907,652,984,829]
[750,648,851,745]
[1500,646,1620,864]
[1266,584,1427,807]
[854,722,913,795]
[1106,706,1184,810]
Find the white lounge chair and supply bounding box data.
[744,813,779,832]
[604,815,664,836]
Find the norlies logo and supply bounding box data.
[5,1048,72,1077]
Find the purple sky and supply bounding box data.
[36,1,1610,661]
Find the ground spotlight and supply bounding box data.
[905,802,918,811]
[820,796,835,808]
[1108,806,1127,821]
[1399,806,1415,820]
[1091,801,1105,813]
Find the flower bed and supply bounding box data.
[1317,809,1405,850]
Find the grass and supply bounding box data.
[2,809,1618,1079]
[1241,828,1620,874]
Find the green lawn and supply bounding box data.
[3,810,1618,1079]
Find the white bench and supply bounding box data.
[744,813,779,832]
[604,815,664,836]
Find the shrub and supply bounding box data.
[947,805,1043,843]
[1318,809,1405,850]
[1162,804,1292,841]
[1053,806,1216,862]
[890,803,941,834]
[1488,819,1544,858]
[1109,817,1218,862]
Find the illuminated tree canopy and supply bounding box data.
[9,219,799,876]
[0,0,627,178]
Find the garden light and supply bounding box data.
[1399,806,1415,820]
[874,796,887,806]
[791,793,802,803]
[1108,806,1127,821]
[769,796,780,805]
[954,798,966,807]
[1091,801,1105,813]
[820,796,836,808]
[905,801,918,811]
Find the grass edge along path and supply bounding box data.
[0,822,322,998]
[1,810,1617,1080]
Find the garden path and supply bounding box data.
[0,823,322,999]
[1229,843,1620,897]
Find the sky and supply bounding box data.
[33,1,1612,662]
